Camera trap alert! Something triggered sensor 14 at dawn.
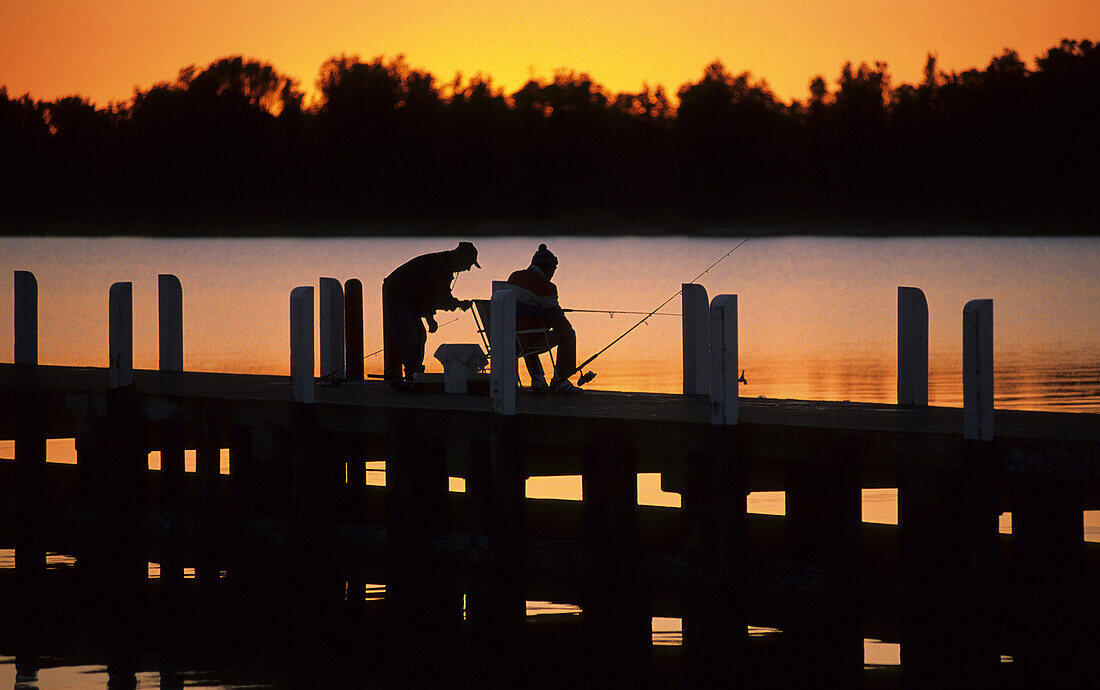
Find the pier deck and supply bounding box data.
[2,362,1099,687]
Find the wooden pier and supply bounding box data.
[2,272,1098,688]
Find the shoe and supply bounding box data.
[550,378,583,394]
[530,377,549,393]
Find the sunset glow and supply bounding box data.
[2,1,1098,106]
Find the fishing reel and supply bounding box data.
[577,370,597,386]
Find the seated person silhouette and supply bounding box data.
[383,242,478,389]
[506,244,583,393]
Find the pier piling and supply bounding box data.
[583,430,649,684]
[897,286,928,406]
[682,283,709,396]
[320,278,345,384]
[158,274,183,373]
[290,287,315,403]
[344,278,364,381]
[109,282,133,389]
[14,270,37,366]
[684,294,745,682]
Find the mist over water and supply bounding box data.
[2,234,1097,412]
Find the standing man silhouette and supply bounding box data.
[383,242,479,389]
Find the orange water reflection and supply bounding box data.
[1,235,1097,412]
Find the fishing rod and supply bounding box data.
[567,232,762,385]
[564,308,680,317]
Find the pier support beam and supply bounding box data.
[470,288,525,685]
[320,277,345,383]
[386,408,458,685]
[684,294,745,683]
[100,282,147,685]
[13,409,45,684]
[13,271,45,683]
[1011,472,1085,684]
[103,384,147,689]
[158,274,186,589]
[900,298,999,686]
[158,275,187,592]
[897,286,928,406]
[195,406,225,660]
[13,271,44,682]
[682,283,709,395]
[784,431,862,686]
[344,279,364,381]
[583,428,649,684]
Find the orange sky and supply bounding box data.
[2,1,1097,107]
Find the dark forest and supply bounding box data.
[2,39,1097,235]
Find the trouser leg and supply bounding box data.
[413,320,426,378]
[523,354,545,381]
[386,295,425,380]
[551,325,576,381]
[382,292,401,381]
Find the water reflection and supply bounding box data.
[1,236,1097,412]
[1,234,1097,686]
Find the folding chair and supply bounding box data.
[471,299,556,383]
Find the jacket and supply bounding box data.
[507,265,564,328]
[384,250,461,316]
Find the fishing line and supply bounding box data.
[567,232,762,381]
[564,308,680,317]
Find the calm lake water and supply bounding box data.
[2,234,1098,411]
[1,233,1098,686]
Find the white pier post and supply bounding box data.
[158,274,183,372]
[898,286,928,406]
[489,289,517,415]
[682,283,709,395]
[963,299,994,441]
[319,278,344,383]
[709,295,739,426]
[485,286,524,682]
[15,271,37,366]
[109,282,133,389]
[290,287,315,404]
[683,293,744,676]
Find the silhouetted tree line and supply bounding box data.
[2,42,1097,233]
